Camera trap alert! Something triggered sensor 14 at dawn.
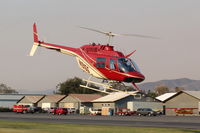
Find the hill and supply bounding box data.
[17,78,200,94]
[138,78,200,92]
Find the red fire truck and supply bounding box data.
[13,105,30,113]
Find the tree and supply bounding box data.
[154,85,169,96]
[55,77,100,94]
[174,87,184,92]
[146,90,157,98]
[0,84,18,94]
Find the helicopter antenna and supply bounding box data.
[79,26,158,44]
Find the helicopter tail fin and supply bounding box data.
[29,23,39,56]
[33,23,39,43]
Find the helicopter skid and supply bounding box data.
[80,79,138,96]
[80,84,110,94]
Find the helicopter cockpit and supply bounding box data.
[118,57,141,73]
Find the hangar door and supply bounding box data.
[42,103,51,109]
[199,102,200,112]
[64,103,74,108]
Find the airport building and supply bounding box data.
[59,94,102,111]
[0,94,43,108]
[92,92,152,111]
[17,95,45,107]
[37,95,66,109]
[157,91,200,116]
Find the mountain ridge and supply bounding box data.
[138,78,200,92]
[17,78,200,94]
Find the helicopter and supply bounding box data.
[30,23,154,93]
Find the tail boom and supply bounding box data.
[30,23,79,57]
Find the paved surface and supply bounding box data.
[0,112,200,129]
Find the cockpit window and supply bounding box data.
[96,58,106,62]
[110,59,116,70]
[96,57,106,68]
[118,57,140,73]
[131,60,141,72]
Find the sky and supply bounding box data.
[0,0,200,93]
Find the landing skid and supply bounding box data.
[80,79,138,96]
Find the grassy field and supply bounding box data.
[0,120,199,133]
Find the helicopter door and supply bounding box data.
[109,59,116,70]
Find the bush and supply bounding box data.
[0,107,13,112]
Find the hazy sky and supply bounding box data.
[0,0,200,93]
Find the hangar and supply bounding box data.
[0,94,42,108]
[158,91,200,116]
[59,94,102,111]
[17,95,45,107]
[37,95,66,109]
[92,92,145,110]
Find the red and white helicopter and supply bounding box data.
[30,23,154,93]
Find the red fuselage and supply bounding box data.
[77,43,145,83]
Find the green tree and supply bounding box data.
[154,85,169,96]
[56,77,100,94]
[0,84,18,94]
[146,90,157,98]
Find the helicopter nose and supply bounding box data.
[123,72,145,83]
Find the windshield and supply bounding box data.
[131,60,141,72]
[118,57,140,73]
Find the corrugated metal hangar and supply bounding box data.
[92,92,158,111]
[0,94,42,108]
[156,91,200,116]
[37,95,66,109]
[59,94,102,110]
[17,96,45,107]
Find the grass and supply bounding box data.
[0,120,199,133]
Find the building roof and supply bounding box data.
[156,91,200,102]
[40,95,66,103]
[0,94,43,100]
[183,91,200,100]
[93,92,134,102]
[68,94,102,102]
[18,96,44,103]
[156,93,177,102]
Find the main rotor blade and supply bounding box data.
[121,34,159,39]
[79,26,107,35]
[79,26,121,37]
[79,26,159,39]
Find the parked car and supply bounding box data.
[136,108,157,116]
[115,108,136,116]
[67,108,76,114]
[45,107,57,113]
[27,107,42,113]
[52,108,68,115]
